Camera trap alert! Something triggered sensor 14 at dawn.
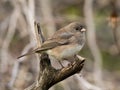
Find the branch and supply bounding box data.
[25,53,85,90]
[39,0,56,37]
[74,74,101,90]
[34,22,45,45]
[84,0,104,87]
[108,2,120,54]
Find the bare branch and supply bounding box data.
[25,53,85,90]
[84,0,104,87]
[39,0,56,37]
[0,8,19,73]
[34,22,45,46]
[37,23,45,43]
[74,74,102,90]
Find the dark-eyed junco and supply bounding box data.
[18,22,86,64]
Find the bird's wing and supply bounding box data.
[35,31,74,52]
[50,29,73,39]
[17,31,73,58]
[35,38,69,52]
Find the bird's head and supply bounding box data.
[65,22,86,34]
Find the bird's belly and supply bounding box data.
[47,44,83,60]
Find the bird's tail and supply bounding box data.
[17,51,35,59]
[17,47,46,59]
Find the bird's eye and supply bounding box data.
[75,27,79,31]
[75,26,83,31]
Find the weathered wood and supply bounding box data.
[25,53,85,90]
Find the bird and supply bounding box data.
[18,22,86,65]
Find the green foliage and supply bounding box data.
[63,6,82,19]
[102,51,120,71]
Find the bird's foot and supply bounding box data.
[58,61,64,68]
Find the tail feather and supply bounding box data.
[17,47,46,59]
[17,51,35,59]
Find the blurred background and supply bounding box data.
[0,0,120,90]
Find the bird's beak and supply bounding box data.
[81,28,86,32]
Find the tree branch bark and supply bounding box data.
[25,53,85,90]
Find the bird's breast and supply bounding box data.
[47,44,83,60]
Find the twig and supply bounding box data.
[0,8,19,73]
[0,16,9,37]
[9,42,34,88]
[84,0,104,87]
[39,0,56,37]
[112,24,120,55]
[109,0,120,55]
[34,22,45,46]
[74,74,102,90]
[8,0,36,88]
[37,23,45,43]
